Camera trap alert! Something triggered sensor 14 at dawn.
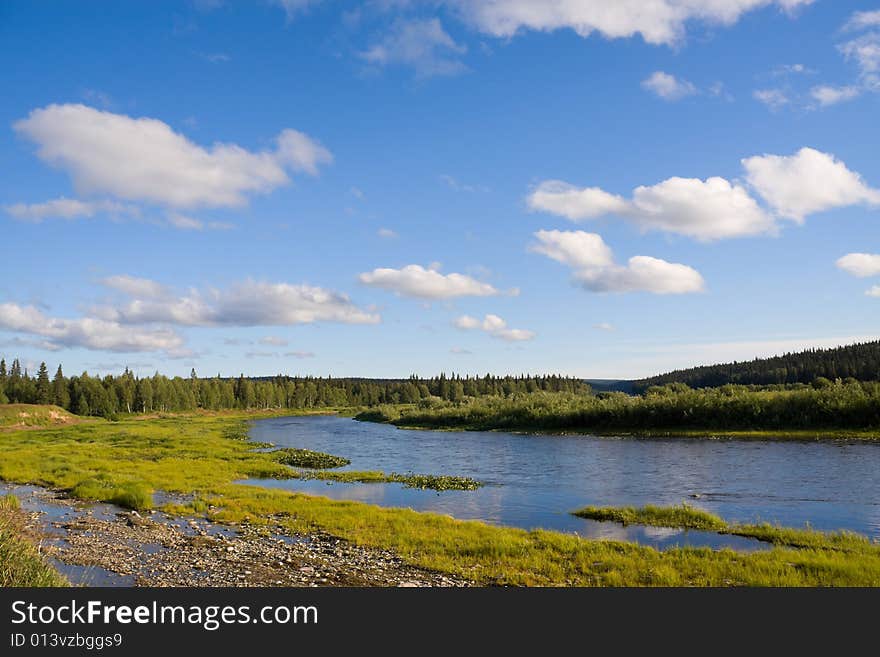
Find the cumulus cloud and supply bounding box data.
[5,197,140,223]
[531,148,880,239]
[454,314,535,341]
[361,18,467,77]
[742,147,880,220]
[13,104,331,209]
[446,0,814,46]
[529,177,773,241]
[810,84,861,106]
[836,253,880,278]
[377,227,398,239]
[0,303,183,353]
[753,88,790,110]
[531,230,705,294]
[527,181,629,221]
[593,322,615,331]
[641,71,697,100]
[358,264,498,299]
[100,275,168,299]
[844,10,880,32]
[97,278,379,327]
[867,286,880,298]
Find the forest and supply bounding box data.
[0,357,589,418]
[634,340,880,390]
[360,380,880,432]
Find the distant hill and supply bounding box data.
[634,340,880,391]
[584,379,635,393]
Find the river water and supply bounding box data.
[240,415,880,550]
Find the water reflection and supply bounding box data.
[240,416,878,549]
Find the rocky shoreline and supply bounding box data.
[8,485,471,587]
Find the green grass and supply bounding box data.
[0,403,89,429]
[0,494,67,587]
[2,412,880,585]
[572,504,878,554]
[574,504,727,531]
[287,469,483,490]
[273,447,351,469]
[355,388,880,439]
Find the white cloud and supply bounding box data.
[531,230,705,295]
[260,336,289,346]
[753,88,790,110]
[641,71,697,100]
[166,212,233,231]
[454,313,535,341]
[628,176,773,240]
[593,322,615,331]
[96,278,379,327]
[361,18,467,77]
[450,346,472,355]
[836,253,880,278]
[844,10,880,32]
[771,63,814,75]
[810,84,861,106]
[454,315,481,330]
[0,303,183,353]
[531,148,880,239]
[529,177,773,241]
[742,147,880,220]
[358,264,498,299]
[377,227,398,239]
[529,229,613,269]
[100,275,168,299]
[447,0,814,46]
[273,0,324,19]
[839,33,880,75]
[440,174,488,193]
[5,197,139,223]
[284,350,315,359]
[867,286,880,298]
[14,104,331,209]
[528,181,629,221]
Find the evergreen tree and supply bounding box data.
[36,362,51,405]
[52,365,70,409]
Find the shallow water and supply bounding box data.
[241,415,880,550]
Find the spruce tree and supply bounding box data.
[53,365,70,409]
[36,362,51,404]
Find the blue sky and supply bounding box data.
[1,0,879,379]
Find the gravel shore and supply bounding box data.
[8,485,471,588]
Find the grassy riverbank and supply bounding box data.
[2,410,880,585]
[574,504,875,553]
[356,385,880,439]
[0,494,67,586]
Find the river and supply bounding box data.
[238,415,880,550]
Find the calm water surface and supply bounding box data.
[241,415,880,550]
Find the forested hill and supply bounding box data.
[634,340,880,390]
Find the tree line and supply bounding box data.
[634,340,880,391]
[0,358,590,418]
[369,380,880,432]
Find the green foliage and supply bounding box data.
[70,476,153,511]
[574,504,727,531]
[4,415,880,585]
[635,340,880,390]
[0,495,67,587]
[388,473,483,491]
[0,359,589,418]
[364,385,880,433]
[273,447,350,469]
